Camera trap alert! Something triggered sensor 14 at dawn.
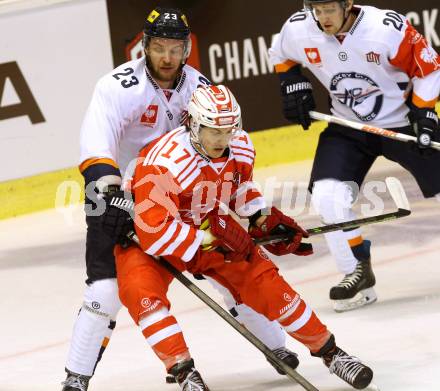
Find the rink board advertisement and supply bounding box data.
[0,0,113,182]
[0,0,439,218]
[106,0,440,131]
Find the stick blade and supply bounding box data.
[385,177,411,211]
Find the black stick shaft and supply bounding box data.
[256,208,410,246]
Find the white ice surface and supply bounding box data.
[0,157,439,391]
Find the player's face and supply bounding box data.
[146,38,185,86]
[199,125,235,158]
[312,2,346,35]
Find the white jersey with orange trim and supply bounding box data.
[79,57,210,176]
[132,126,265,262]
[269,5,440,128]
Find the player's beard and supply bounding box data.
[145,54,182,86]
[152,66,180,83]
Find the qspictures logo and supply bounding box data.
[0,61,45,124]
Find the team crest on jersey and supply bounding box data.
[330,72,383,122]
[304,48,322,66]
[366,52,380,65]
[140,104,159,127]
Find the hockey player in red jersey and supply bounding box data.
[108,85,374,390]
[62,6,299,391]
[270,0,440,312]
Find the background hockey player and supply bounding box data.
[269,0,440,312]
[108,84,374,390]
[62,6,297,391]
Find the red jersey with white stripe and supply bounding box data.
[269,6,440,128]
[131,126,265,262]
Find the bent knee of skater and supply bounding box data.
[311,179,358,223]
[84,279,121,319]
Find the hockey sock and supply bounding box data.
[278,298,331,353]
[65,279,121,376]
[139,305,190,370]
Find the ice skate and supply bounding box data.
[61,370,90,391]
[330,241,377,312]
[314,335,373,389]
[267,347,300,375]
[169,359,210,391]
[323,346,373,389]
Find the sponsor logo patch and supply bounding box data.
[304,48,322,65]
[141,104,159,127]
[366,51,380,65]
[141,298,161,312]
[338,51,348,61]
[279,294,300,315]
[283,293,292,302]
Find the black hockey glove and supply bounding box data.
[409,105,439,155]
[100,190,135,247]
[279,66,316,130]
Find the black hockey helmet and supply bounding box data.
[143,7,190,43]
[142,7,191,62]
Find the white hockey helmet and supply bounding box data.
[187,84,242,151]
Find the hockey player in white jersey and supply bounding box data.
[269,0,440,312]
[62,7,298,391]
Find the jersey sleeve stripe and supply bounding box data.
[156,223,183,255]
[180,170,202,190]
[232,149,255,160]
[181,229,204,262]
[178,164,199,186]
[145,140,163,166]
[232,145,255,154]
[274,59,298,73]
[412,92,438,108]
[145,220,179,255]
[176,156,197,182]
[235,196,266,217]
[79,157,119,173]
[233,154,254,166]
[162,224,191,256]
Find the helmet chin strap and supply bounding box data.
[188,123,211,161]
[189,136,211,162]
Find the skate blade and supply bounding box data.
[333,287,377,313]
[365,382,381,391]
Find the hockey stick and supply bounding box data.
[129,234,320,391]
[309,110,440,151]
[257,176,411,246]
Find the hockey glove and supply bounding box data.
[248,207,313,256]
[280,66,316,130]
[203,214,255,262]
[100,190,135,247]
[409,105,440,155]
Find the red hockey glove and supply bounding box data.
[205,214,255,262]
[249,207,313,256]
